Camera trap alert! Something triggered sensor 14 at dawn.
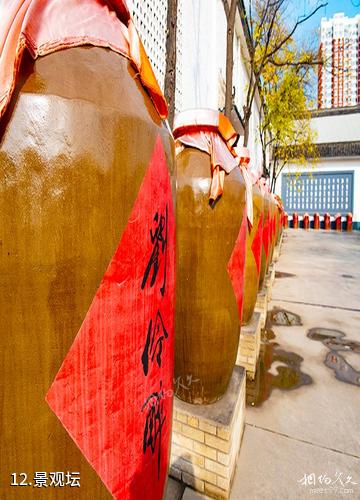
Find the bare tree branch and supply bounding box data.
[264,2,328,62]
[222,0,237,117]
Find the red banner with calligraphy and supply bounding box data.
[271,213,276,243]
[46,136,175,499]
[227,213,248,323]
[251,213,263,276]
[269,214,273,248]
[262,209,270,259]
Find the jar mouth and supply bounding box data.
[0,0,168,120]
[173,108,239,148]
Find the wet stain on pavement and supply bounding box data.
[262,327,276,341]
[307,327,360,387]
[275,271,296,279]
[341,274,354,279]
[325,352,360,387]
[247,314,312,407]
[323,338,360,353]
[307,327,345,342]
[246,342,312,407]
[268,308,302,326]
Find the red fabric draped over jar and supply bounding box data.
[0,0,168,119]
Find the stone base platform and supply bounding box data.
[236,312,261,380]
[273,245,280,262]
[264,264,276,301]
[236,259,276,379]
[170,367,246,499]
[273,232,284,261]
[254,288,268,329]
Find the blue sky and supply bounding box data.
[292,0,360,46]
[271,0,360,102]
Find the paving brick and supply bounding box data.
[217,451,230,466]
[173,420,182,433]
[217,476,231,491]
[171,445,205,467]
[239,347,255,356]
[176,411,188,424]
[205,458,230,479]
[194,466,217,486]
[193,441,217,460]
[204,482,228,499]
[182,424,205,443]
[169,465,182,481]
[240,339,255,348]
[182,472,205,493]
[205,434,230,453]
[174,457,198,475]
[199,420,217,435]
[217,426,230,441]
[173,432,193,451]
[188,416,199,428]
[178,459,217,486]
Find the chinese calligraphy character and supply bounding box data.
[141,206,168,296]
[318,474,331,486]
[344,475,358,485]
[142,382,166,479]
[298,473,316,486]
[332,472,345,487]
[33,472,48,488]
[141,310,168,376]
[49,472,65,487]
[65,472,80,487]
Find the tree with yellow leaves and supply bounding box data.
[221,0,326,147]
[259,38,318,192]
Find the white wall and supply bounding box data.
[233,11,263,177]
[178,1,263,176]
[179,0,225,110]
[276,158,360,222]
[311,112,360,143]
[130,0,263,175]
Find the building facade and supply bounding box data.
[318,13,360,109]
[127,0,263,177]
[276,107,360,228]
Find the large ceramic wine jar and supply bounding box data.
[174,109,247,405]
[242,182,264,325]
[259,191,271,288]
[268,195,277,264]
[274,195,284,244]
[0,3,175,499]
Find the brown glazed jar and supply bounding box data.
[0,48,174,499]
[259,192,270,288]
[242,183,264,325]
[174,112,247,404]
[276,206,282,244]
[268,196,277,264]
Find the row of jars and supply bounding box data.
[0,36,284,499]
[173,109,284,405]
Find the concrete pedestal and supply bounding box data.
[254,288,268,329]
[273,232,284,261]
[264,264,276,301]
[170,367,246,499]
[237,260,276,379]
[236,312,261,380]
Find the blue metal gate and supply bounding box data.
[281,171,354,215]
